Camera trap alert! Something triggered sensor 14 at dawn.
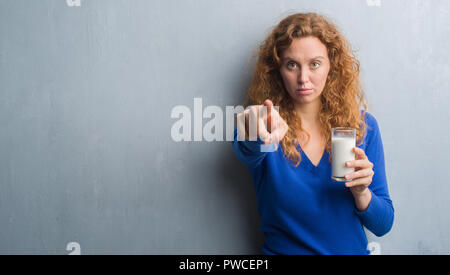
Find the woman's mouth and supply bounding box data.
[296,88,313,95]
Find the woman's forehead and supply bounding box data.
[282,37,328,60]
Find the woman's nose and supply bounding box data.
[298,69,310,84]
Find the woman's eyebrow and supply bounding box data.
[283,56,326,61]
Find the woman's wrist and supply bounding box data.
[353,188,372,212]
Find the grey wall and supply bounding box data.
[1,0,449,255]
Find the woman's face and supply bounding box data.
[279,36,331,106]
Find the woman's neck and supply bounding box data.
[294,100,322,130]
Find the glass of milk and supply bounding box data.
[331,127,356,182]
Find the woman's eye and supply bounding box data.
[287,62,297,70]
[312,62,320,68]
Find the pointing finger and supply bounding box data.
[264,99,273,107]
[263,100,273,131]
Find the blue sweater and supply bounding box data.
[232,112,394,255]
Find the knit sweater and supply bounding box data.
[232,112,394,255]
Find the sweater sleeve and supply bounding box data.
[231,128,278,169]
[354,113,395,237]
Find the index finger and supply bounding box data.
[263,100,273,131]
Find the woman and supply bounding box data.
[232,12,394,255]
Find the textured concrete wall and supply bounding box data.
[1,0,449,254]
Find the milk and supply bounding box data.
[331,136,355,181]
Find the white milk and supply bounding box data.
[332,136,355,181]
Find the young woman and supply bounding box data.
[232,12,394,255]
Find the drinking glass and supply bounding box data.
[331,127,356,182]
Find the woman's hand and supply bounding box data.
[237,99,288,145]
[344,147,374,210]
